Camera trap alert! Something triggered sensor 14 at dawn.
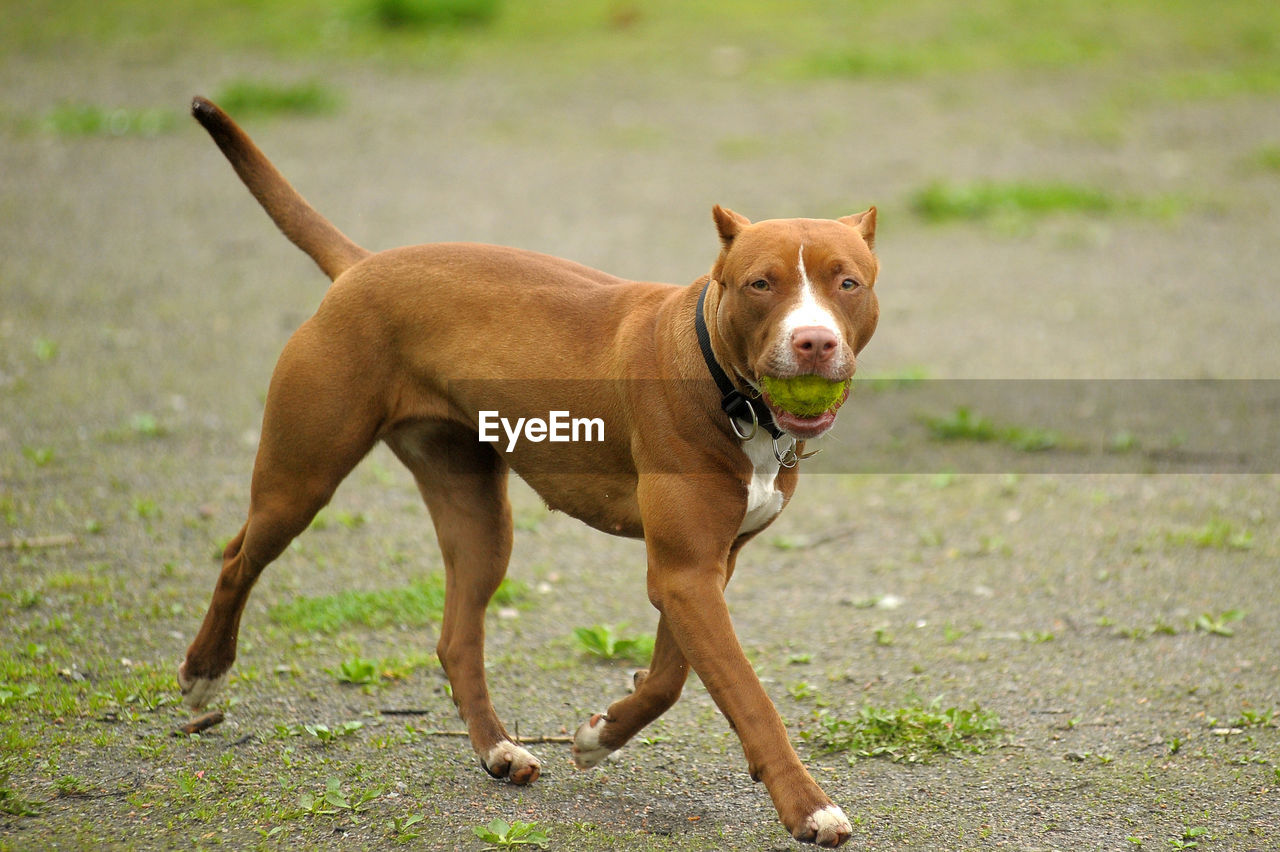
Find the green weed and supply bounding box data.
[1253,145,1280,172]
[32,337,58,361]
[803,697,1001,763]
[473,818,550,849]
[1167,519,1254,551]
[213,79,339,117]
[355,0,502,31]
[910,180,1182,227]
[331,656,379,685]
[572,623,654,665]
[271,571,525,632]
[0,683,39,707]
[0,784,40,816]
[276,720,364,742]
[388,813,426,841]
[270,576,443,632]
[921,406,1060,452]
[43,103,178,136]
[1194,610,1244,637]
[21,446,54,467]
[128,412,165,439]
[297,776,379,815]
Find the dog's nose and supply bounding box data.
[790,326,838,367]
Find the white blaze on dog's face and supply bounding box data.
[708,205,879,436]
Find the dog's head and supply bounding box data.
[708,205,879,440]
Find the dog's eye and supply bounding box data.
[840,278,860,291]
[749,279,770,291]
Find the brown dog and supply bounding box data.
[180,96,878,847]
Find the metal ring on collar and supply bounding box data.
[730,402,759,441]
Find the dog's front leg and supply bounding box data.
[636,477,852,848]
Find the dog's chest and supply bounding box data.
[738,431,784,535]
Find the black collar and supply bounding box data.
[695,281,784,440]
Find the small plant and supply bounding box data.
[53,775,91,796]
[1194,610,1244,637]
[1230,708,1278,729]
[388,813,425,841]
[0,784,40,816]
[129,412,165,438]
[361,0,503,31]
[32,337,58,361]
[573,623,654,664]
[21,446,54,467]
[1168,519,1253,551]
[1168,826,1207,849]
[921,407,1060,451]
[213,79,339,117]
[803,697,1001,764]
[278,720,364,742]
[473,818,550,849]
[43,103,177,136]
[0,684,38,707]
[788,681,818,701]
[297,776,379,815]
[332,656,379,685]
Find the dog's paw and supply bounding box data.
[481,741,541,785]
[571,713,615,769]
[794,804,852,848]
[177,661,228,710]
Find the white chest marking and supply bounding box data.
[783,244,843,341]
[738,429,784,535]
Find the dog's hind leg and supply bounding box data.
[180,328,383,709]
[387,424,539,785]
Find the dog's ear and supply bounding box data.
[839,207,876,250]
[712,205,751,249]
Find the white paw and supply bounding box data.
[571,713,615,769]
[177,664,228,710]
[483,741,541,785]
[801,804,852,848]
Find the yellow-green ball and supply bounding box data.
[760,375,849,417]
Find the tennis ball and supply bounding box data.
[760,374,850,417]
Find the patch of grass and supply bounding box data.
[129,412,165,438]
[43,103,177,137]
[212,79,340,118]
[278,721,365,742]
[0,781,41,816]
[355,0,503,31]
[21,446,55,467]
[1252,145,1280,172]
[803,697,1002,763]
[910,180,1182,227]
[271,576,446,632]
[473,818,550,849]
[921,406,1061,452]
[331,656,379,685]
[269,574,525,633]
[572,623,654,665]
[1167,519,1254,551]
[32,337,58,362]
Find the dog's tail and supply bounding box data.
[191,96,370,281]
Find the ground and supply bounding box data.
[2,3,1278,850]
